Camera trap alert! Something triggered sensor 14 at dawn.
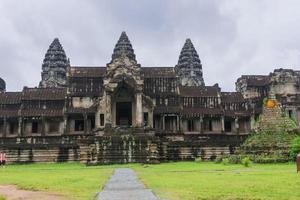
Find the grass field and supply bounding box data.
[134,162,300,200]
[0,162,299,200]
[0,163,115,200]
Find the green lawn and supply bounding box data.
[0,163,115,200]
[0,162,299,200]
[134,162,300,200]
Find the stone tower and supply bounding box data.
[103,31,145,128]
[39,38,69,88]
[175,39,205,86]
[111,31,136,61]
[0,77,5,92]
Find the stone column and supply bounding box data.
[199,116,203,134]
[95,112,100,129]
[3,117,7,138]
[18,117,23,137]
[41,116,46,136]
[63,115,68,134]
[162,115,165,130]
[235,117,239,134]
[105,93,112,127]
[176,115,180,131]
[221,115,225,133]
[84,113,88,134]
[136,93,143,127]
[148,111,153,128]
[250,115,255,130]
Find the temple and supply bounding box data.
[0,32,299,163]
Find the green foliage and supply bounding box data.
[221,158,229,165]
[262,97,268,106]
[227,155,241,164]
[290,136,300,161]
[241,157,252,167]
[0,196,5,200]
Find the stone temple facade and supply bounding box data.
[0,32,299,164]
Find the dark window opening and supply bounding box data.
[90,117,95,130]
[9,123,16,134]
[144,112,148,126]
[75,120,84,131]
[187,119,194,131]
[209,120,213,131]
[165,116,177,131]
[225,120,232,132]
[32,121,38,133]
[288,110,293,118]
[100,114,104,126]
[49,122,60,133]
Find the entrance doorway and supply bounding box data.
[116,102,132,126]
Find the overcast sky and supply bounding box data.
[0,0,300,91]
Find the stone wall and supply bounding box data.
[0,133,247,164]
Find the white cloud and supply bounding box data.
[0,0,299,91]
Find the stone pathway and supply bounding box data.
[96,168,160,200]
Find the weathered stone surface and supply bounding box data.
[175,39,205,86]
[39,38,69,88]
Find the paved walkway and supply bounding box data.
[96,168,160,200]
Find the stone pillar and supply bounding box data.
[18,117,23,137]
[176,115,180,131]
[105,93,112,127]
[221,115,225,133]
[84,113,88,134]
[148,111,153,128]
[41,116,46,136]
[63,115,68,134]
[136,93,143,127]
[199,116,203,134]
[95,112,100,129]
[3,117,7,138]
[162,115,165,130]
[250,115,255,130]
[235,117,239,134]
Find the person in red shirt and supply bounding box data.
[0,152,3,167]
[2,152,6,167]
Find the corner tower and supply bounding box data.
[175,39,205,86]
[0,77,5,92]
[39,38,69,88]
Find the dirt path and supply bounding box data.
[0,185,67,200]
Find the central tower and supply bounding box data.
[103,32,144,128]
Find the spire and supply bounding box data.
[175,39,205,86]
[0,77,5,92]
[111,31,136,61]
[39,38,69,88]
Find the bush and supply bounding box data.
[221,158,229,165]
[241,157,252,167]
[227,155,241,164]
[290,136,300,161]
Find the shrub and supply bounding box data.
[290,136,300,161]
[227,155,241,164]
[221,158,229,165]
[241,157,252,167]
